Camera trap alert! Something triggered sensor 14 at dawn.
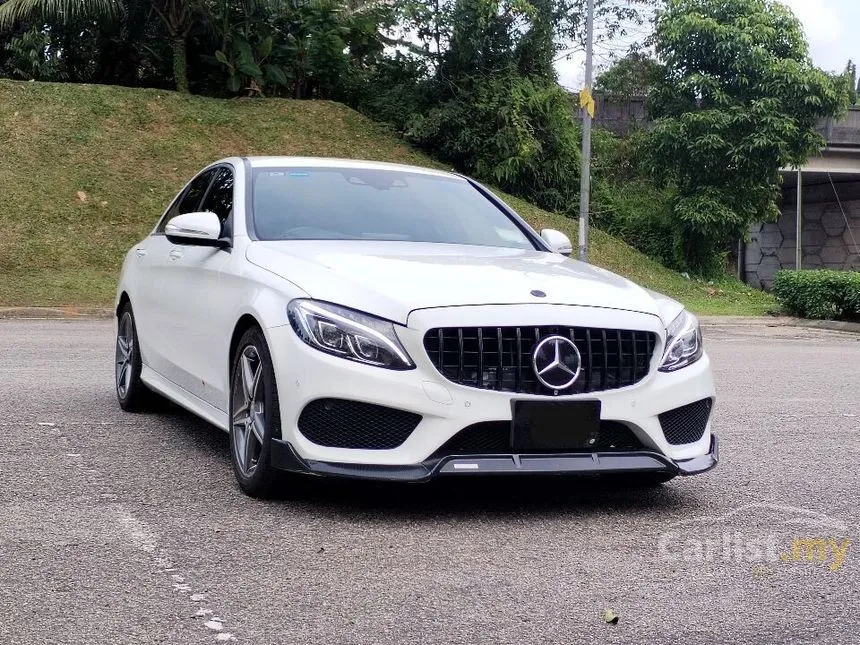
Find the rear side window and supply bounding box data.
[156,168,216,233]
[200,168,234,225]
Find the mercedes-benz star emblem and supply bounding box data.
[531,335,582,391]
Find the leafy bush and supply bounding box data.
[407,74,581,215]
[773,270,860,320]
[2,27,67,81]
[588,130,691,271]
[593,181,677,267]
[348,55,434,132]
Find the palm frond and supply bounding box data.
[0,0,124,30]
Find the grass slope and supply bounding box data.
[0,80,774,315]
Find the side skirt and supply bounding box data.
[141,365,229,431]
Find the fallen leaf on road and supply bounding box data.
[752,564,773,577]
[602,609,619,625]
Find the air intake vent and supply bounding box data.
[659,399,712,445]
[431,420,645,458]
[298,399,421,450]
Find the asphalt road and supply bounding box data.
[1,319,858,644]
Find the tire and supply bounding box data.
[229,326,281,497]
[115,303,153,412]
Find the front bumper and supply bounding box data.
[263,303,717,477]
[270,434,719,482]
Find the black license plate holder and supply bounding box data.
[512,400,602,451]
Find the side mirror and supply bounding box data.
[540,229,573,257]
[165,212,228,248]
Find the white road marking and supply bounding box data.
[38,421,240,643]
[113,507,236,640]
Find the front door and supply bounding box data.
[160,166,237,410]
[132,168,217,381]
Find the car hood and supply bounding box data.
[246,241,662,324]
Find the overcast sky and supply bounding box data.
[556,0,860,90]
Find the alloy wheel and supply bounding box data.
[232,345,266,476]
[115,312,134,398]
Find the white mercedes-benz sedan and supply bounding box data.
[115,157,718,496]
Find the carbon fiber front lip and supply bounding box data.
[270,435,719,482]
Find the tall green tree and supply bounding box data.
[644,0,849,274]
[595,52,662,99]
[0,0,200,91]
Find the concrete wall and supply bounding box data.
[744,109,860,289]
[575,95,648,136]
[818,107,860,147]
[581,99,860,141]
[745,194,860,289]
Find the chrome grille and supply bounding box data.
[423,326,658,395]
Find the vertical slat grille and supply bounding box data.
[476,328,484,388]
[423,326,658,395]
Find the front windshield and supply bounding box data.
[251,167,536,250]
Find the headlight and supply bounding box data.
[287,299,415,370]
[659,309,703,372]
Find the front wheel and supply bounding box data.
[115,304,153,411]
[229,327,281,497]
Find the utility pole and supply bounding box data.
[578,0,595,263]
[796,168,803,269]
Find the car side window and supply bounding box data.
[156,168,216,233]
[200,167,234,227]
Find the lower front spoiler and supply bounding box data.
[270,435,719,483]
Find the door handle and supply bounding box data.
[135,248,147,258]
[169,249,183,261]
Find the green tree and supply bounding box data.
[595,52,662,99]
[0,0,197,92]
[645,0,849,274]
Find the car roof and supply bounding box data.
[241,156,461,179]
